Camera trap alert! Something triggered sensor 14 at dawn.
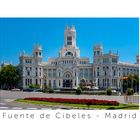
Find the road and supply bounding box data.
[0,90,139,110]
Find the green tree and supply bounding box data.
[133,74,139,93]
[122,74,139,93]
[127,88,134,95]
[127,74,139,93]
[0,65,20,89]
[106,88,112,96]
[29,84,35,89]
[76,87,82,95]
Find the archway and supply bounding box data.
[63,72,73,88]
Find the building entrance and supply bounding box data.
[63,79,72,88]
[63,71,73,88]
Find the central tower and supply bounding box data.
[59,26,80,58]
[64,25,76,48]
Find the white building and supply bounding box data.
[19,26,139,90]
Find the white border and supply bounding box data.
[0,0,139,17]
[0,0,139,140]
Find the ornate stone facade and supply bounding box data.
[19,26,139,90]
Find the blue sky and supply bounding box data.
[0,18,139,65]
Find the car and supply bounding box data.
[112,90,117,93]
[91,86,99,90]
[34,89,43,92]
[23,88,34,92]
[11,88,21,91]
[54,89,61,92]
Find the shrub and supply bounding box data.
[29,84,40,89]
[29,84,35,89]
[106,88,112,96]
[76,87,82,95]
[49,88,54,93]
[34,84,41,89]
[43,85,49,93]
[24,97,120,106]
[127,88,134,95]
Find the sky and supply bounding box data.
[0,18,139,65]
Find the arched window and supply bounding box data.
[65,51,73,56]
[66,74,70,78]
[81,79,85,83]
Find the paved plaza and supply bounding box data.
[0,90,139,110]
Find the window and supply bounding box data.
[36,72,38,76]
[112,58,117,63]
[53,80,56,87]
[53,69,56,77]
[27,71,30,76]
[25,59,32,64]
[67,36,72,45]
[66,74,70,78]
[28,79,30,85]
[35,68,38,76]
[113,70,116,76]
[67,41,72,45]
[103,58,109,63]
[67,36,72,41]
[25,79,27,86]
[49,80,51,87]
[30,79,32,84]
[98,79,100,85]
[79,69,83,77]
[65,51,73,56]
[97,51,100,55]
[59,80,61,86]
[35,79,38,85]
[48,69,52,77]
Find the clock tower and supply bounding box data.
[59,26,80,58]
[64,25,76,48]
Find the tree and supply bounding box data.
[76,87,82,95]
[127,74,139,93]
[29,84,35,89]
[106,88,112,96]
[0,65,20,89]
[133,74,139,93]
[122,74,139,93]
[127,88,134,96]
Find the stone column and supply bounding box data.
[76,76,79,87]
[60,79,63,88]
[73,79,75,88]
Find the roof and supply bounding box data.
[118,62,139,67]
